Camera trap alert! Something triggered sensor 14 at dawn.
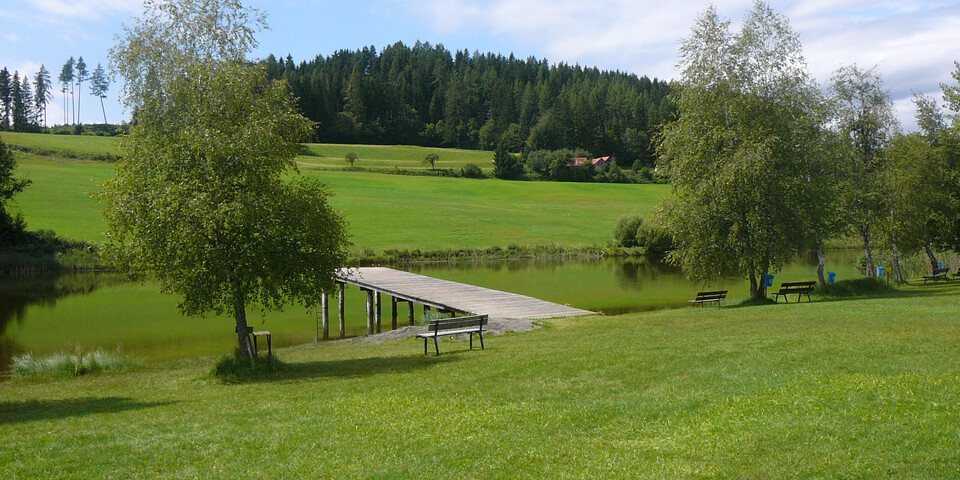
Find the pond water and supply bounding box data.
[0,251,864,375]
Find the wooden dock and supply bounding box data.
[317,267,594,339]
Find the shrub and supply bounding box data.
[11,349,131,379]
[492,146,523,179]
[636,224,673,256]
[345,152,358,168]
[213,348,287,383]
[460,163,485,178]
[614,216,643,247]
[818,278,892,297]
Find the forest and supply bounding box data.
[263,41,675,166]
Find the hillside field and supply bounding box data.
[5,133,668,250]
[2,284,958,478]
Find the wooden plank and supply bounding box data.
[336,267,593,321]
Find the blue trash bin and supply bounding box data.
[938,262,944,269]
[877,266,885,278]
[828,272,836,284]
[764,274,774,287]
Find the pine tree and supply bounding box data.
[34,65,52,127]
[75,57,88,125]
[0,68,11,130]
[59,57,75,125]
[89,63,110,124]
[11,72,26,131]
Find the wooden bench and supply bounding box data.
[689,290,727,307]
[416,315,488,356]
[923,267,950,285]
[773,281,815,303]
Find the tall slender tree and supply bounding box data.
[89,63,110,124]
[75,57,88,125]
[0,68,11,130]
[829,64,898,277]
[59,57,75,125]
[33,65,52,127]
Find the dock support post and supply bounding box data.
[321,292,329,340]
[391,297,398,330]
[365,289,374,335]
[423,305,431,316]
[375,292,382,333]
[338,282,345,339]
[408,301,415,326]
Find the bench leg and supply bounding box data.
[423,337,428,356]
[267,335,272,357]
[252,334,258,354]
[469,332,473,350]
[434,337,440,356]
[479,331,484,350]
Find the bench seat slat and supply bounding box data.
[416,327,483,338]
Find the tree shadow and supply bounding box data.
[0,397,176,425]
[241,352,466,385]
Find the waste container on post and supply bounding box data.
[938,262,944,269]
[828,272,836,284]
[764,274,774,288]
[877,266,885,278]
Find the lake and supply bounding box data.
[0,251,865,375]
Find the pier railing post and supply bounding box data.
[408,301,415,326]
[375,292,382,333]
[338,282,345,339]
[321,292,329,340]
[365,289,374,335]
[391,297,398,330]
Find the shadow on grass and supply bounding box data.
[0,397,175,425]
[234,352,466,385]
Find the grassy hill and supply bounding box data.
[6,133,668,250]
[2,284,958,477]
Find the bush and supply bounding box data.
[460,163,485,178]
[213,348,287,383]
[614,216,643,247]
[492,146,523,179]
[818,278,892,297]
[636,224,673,256]
[11,349,131,379]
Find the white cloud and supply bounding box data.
[29,0,139,21]
[2,33,19,42]
[399,0,960,129]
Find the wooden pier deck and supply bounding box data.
[336,267,594,320]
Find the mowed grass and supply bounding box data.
[2,286,959,478]
[299,143,495,171]
[12,152,668,249]
[0,131,120,157]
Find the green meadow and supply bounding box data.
[299,142,496,171]
[10,146,668,250]
[2,284,959,478]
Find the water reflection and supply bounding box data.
[0,274,123,374]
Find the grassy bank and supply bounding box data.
[2,282,958,477]
[12,152,669,250]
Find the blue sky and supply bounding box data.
[1,0,958,130]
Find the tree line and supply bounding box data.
[262,42,675,167]
[657,1,960,298]
[0,58,112,133]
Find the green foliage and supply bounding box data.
[260,43,674,164]
[344,151,358,168]
[0,136,31,244]
[829,64,899,277]
[212,348,286,383]
[818,277,892,297]
[422,152,439,169]
[11,349,130,379]
[459,163,484,179]
[657,2,831,297]
[636,223,673,256]
[104,0,349,357]
[613,215,643,247]
[491,145,523,179]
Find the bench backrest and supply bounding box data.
[780,281,815,288]
[427,315,488,333]
[934,267,950,275]
[697,290,728,296]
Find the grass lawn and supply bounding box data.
[0,131,120,157]
[299,143,495,171]
[2,284,959,478]
[12,152,668,249]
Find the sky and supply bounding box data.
[1,0,958,130]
